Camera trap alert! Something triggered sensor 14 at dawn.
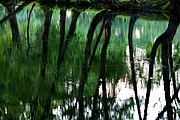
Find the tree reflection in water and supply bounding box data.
[0,4,180,119]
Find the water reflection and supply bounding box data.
[0,3,180,120]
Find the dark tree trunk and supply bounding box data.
[144,13,179,120]
[31,9,53,120]
[161,39,173,120]
[66,10,80,39]
[91,12,116,120]
[78,10,107,120]
[156,85,180,119]
[41,9,52,79]
[56,10,81,119]
[169,41,178,102]
[100,15,113,120]
[91,15,108,120]
[57,10,80,66]
[27,3,36,47]
[88,17,107,72]
[6,3,21,45]
[0,2,29,25]
[143,33,162,120]
[91,80,101,120]
[128,15,142,120]
[84,10,107,62]
[40,9,53,120]
[170,0,180,12]
[57,10,66,65]
[161,13,179,120]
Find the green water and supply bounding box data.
[0,5,180,120]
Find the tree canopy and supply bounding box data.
[0,0,179,12]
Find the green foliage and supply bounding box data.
[173,40,180,71]
[161,2,170,10]
[145,40,153,58]
[150,0,169,9]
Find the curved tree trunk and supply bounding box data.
[144,13,179,120]
[27,3,36,47]
[78,10,107,120]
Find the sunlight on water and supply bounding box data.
[135,28,140,39]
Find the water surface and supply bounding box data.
[0,5,180,120]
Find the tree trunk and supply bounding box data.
[6,3,21,45]
[40,9,53,120]
[41,9,52,79]
[128,15,142,120]
[27,4,36,47]
[144,13,179,120]
[161,39,173,120]
[57,10,66,65]
[78,10,107,120]
[170,0,180,12]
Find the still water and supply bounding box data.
[0,4,180,120]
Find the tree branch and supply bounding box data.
[0,2,30,25]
